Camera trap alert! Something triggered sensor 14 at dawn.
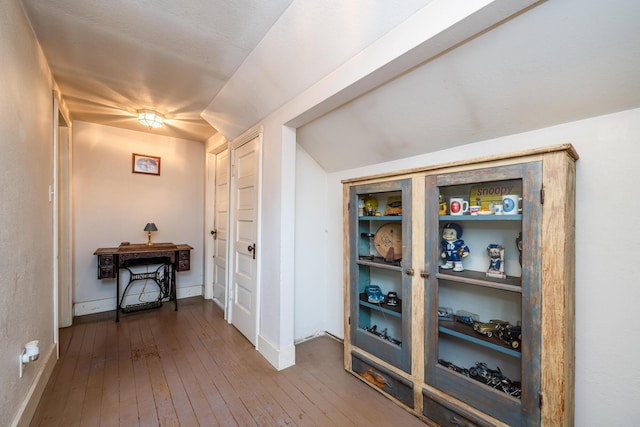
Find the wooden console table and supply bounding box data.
[94,243,192,321]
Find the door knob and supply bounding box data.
[248,243,256,259]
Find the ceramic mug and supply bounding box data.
[502,194,522,215]
[493,204,503,215]
[470,205,480,215]
[449,198,469,215]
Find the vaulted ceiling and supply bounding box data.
[20,0,295,142]
[20,0,640,171]
[296,0,640,171]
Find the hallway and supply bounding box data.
[30,298,424,426]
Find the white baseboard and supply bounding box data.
[11,343,57,427]
[177,284,203,299]
[73,284,203,316]
[257,334,296,371]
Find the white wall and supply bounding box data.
[293,145,329,341]
[0,2,57,425]
[299,108,639,426]
[72,121,205,315]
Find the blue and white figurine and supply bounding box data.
[440,223,469,272]
[486,244,506,279]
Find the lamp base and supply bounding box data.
[147,232,153,246]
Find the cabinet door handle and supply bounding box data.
[405,268,414,276]
[420,270,430,278]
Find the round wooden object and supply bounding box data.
[374,223,402,260]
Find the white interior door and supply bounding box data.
[54,94,73,336]
[230,134,260,345]
[212,148,229,310]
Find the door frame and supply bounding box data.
[53,92,73,337]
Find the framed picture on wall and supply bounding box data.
[132,153,161,176]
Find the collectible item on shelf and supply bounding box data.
[374,223,402,262]
[440,223,469,271]
[365,324,402,346]
[363,194,378,216]
[498,324,522,349]
[437,306,454,320]
[468,362,521,399]
[515,232,523,266]
[473,321,501,338]
[365,285,384,303]
[502,194,522,215]
[439,194,447,216]
[384,196,402,216]
[438,359,521,399]
[469,180,522,213]
[385,291,399,307]
[438,359,469,376]
[454,309,479,326]
[486,244,506,279]
[449,197,469,215]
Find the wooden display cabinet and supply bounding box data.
[343,145,577,426]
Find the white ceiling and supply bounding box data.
[20,0,640,171]
[297,0,640,171]
[20,0,295,142]
[20,0,436,143]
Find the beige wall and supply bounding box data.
[72,121,205,315]
[0,1,56,425]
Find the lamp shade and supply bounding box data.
[137,110,164,128]
[144,223,158,232]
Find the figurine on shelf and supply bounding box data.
[440,223,469,272]
[363,194,378,216]
[439,194,447,216]
[515,232,523,266]
[486,244,506,279]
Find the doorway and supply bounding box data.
[54,94,72,330]
[205,146,230,313]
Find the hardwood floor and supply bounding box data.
[30,297,424,426]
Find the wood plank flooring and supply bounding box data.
[30,297,424,426]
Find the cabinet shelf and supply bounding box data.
[438,214,522,221]
[359,293,402,317]
[437,268,521,293]
[438,320,521,358]
[357,256,402,271]
[359,215,402,221]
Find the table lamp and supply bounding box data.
[144,223,158,246]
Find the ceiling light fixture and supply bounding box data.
[137,109,164,128]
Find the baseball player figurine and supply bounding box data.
[440,223,469,272]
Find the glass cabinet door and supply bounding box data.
[425,163,542,426]
[349,178,412,373]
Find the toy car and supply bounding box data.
[474,319,509,338]
[499,324,522,349]
[385,291,399,307]
[473,321,500,338]
[437,306,454,320]
[365,285,384,303]
[454,310,479,326]
[489,319,510,329]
